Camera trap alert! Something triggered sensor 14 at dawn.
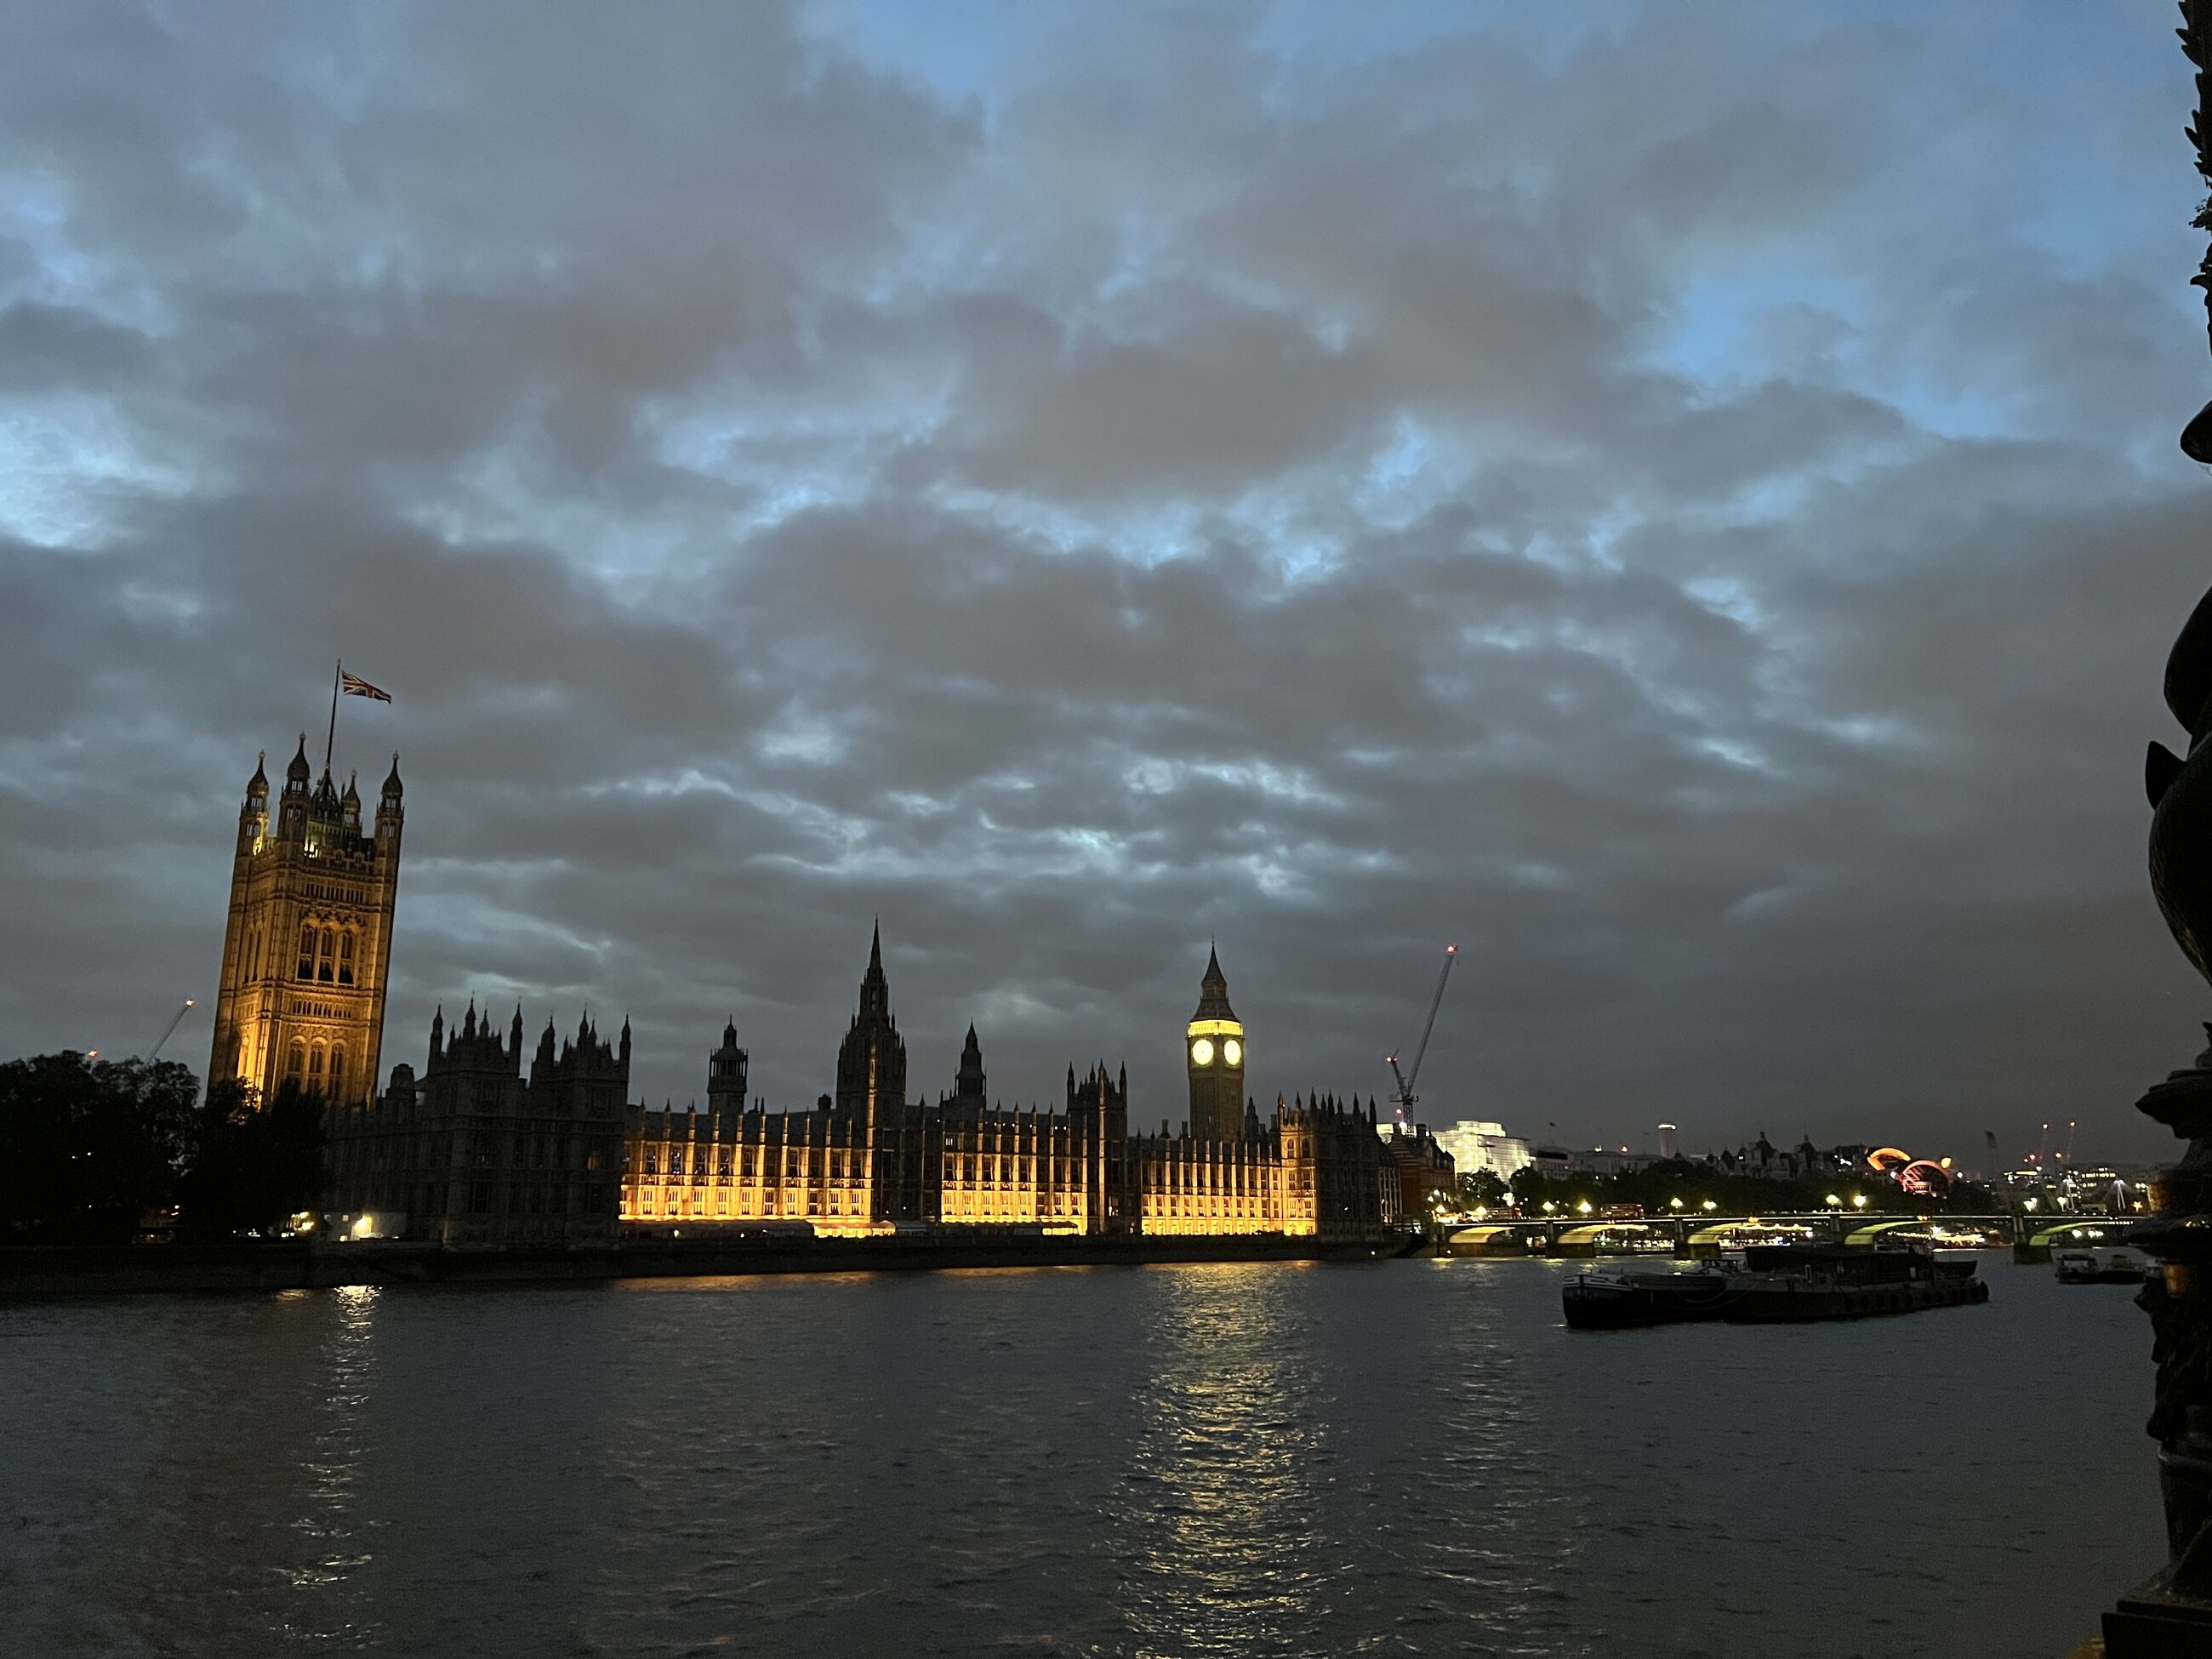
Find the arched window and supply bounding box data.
[316,928,336,983]
[308,1043,326,1083]
[297,924,316,980]
[287,1042,306,1082]
[337,931,356,986]
[329,1046,346,1097]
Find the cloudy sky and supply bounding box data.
[4,1,2209,1166]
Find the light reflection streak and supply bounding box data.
[1115,1263,1333,1657]
[283,1286,379,1616]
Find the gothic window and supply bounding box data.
[297,924,316,980]
[338,931,356,986]
[316,927,336,983]
[641,1145,659,1177]
[330,1047,346,1097]
[288,1042,306,1083]
[308,1044,326,1086]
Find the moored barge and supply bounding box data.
[1563,1244,1987,1330]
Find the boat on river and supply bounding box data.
[2054,1247,2151,1285]
[1562,1245,1987,1330]
[1557,1263,1735,1327]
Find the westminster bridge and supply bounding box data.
[1438,1211,2140,1259]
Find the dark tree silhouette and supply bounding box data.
[0,1052,200,1242]
[174,1078,329,1240]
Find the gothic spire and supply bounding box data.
[955,1023,986,1102]
[858,920,891,1022]
[1192,944,1237,1022]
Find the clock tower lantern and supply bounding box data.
[1184,945,1247,1141]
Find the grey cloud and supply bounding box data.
[0,1,2202,1172]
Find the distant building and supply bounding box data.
[1382,1122,1457,1217]
[1183,946,1247,1142]
[1568,1146,1660,1177]
[198,734,1443,1246]
[1434,1120,1534,1183]
[208,738,403,1111]
[328,1003,630,1244]
[620,937,1436,1242]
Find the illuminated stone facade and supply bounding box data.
[621,938,1434,1243]
[328,1004,629,1243]
[208,738,402,1111]
[1184,946,1246,1141]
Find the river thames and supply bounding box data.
[0,1255,2159,1657]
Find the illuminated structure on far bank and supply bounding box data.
[208,738,403,1112]
[621,930,1451,1240]
[320,938,1449,1246]
[202,735,1456,1245]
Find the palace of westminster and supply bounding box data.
[207,734,1453,1246]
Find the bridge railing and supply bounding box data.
[1436,1211,2093,1255]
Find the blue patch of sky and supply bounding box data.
[1684,576,1764,636]
[0,398,193,550]
[809,0,1620,125]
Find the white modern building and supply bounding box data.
[1434,1119,1535,1183]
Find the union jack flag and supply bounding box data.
[340,670,391,703]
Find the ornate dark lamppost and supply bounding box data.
[2106,10,2212,1649]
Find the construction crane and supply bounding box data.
[146,999,197,1061]
[1386,944,1457,1121]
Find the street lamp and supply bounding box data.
[1702,1200,1717,1212]
[1826,1194,1842,1208]
[1576,1200,1593,1216]
[1668,1197,1684,1210]
[1851,1194,1867,1210]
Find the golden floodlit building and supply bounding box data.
[621,932,1447,1243]
[210,741,1451,1247]
[208,738,403,1111]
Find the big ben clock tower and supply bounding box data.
[1184,945,1246,1141]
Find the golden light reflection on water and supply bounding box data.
[286,1285,379,1596]
[1117,1263,1333,1658]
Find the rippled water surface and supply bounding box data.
[0,1256,2162,1657]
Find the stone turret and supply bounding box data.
[708,1018,749,1115]
[834,921,907,1123]
[952,1023,986,1106]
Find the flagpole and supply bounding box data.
[325,658,341,773]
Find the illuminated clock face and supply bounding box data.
[1222,1038,1242,1067]
[1189,1037,1215,1067]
